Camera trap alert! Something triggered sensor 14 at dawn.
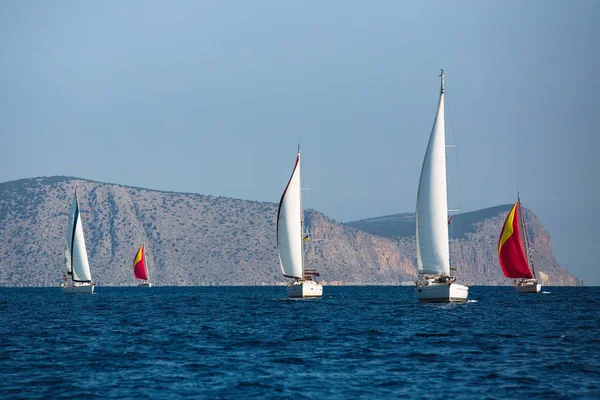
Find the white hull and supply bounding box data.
[60,283,95,294]
[137,282,152,287]
[416,281,468,303]
[287,280,323,298]
[515,281,541,294]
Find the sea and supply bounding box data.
[0,286,598,399]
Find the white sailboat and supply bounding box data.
[415,70,468,303]
[60,191,95,294]
[277,145,323,298]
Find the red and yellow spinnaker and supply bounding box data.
[498,202,532,279]
[133,245,148,280]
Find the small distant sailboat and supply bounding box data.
[414,70,468,303]
[277,145,323,298]
[60,191,95,294]
[133,244,152,287]
[498,193,541,293]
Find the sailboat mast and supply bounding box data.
[518,193,536,278]
[440,69,451,277]
[143,243,149,282]
[298,144,305,279]
[70,191,78,276]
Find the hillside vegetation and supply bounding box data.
[0,177,581,286]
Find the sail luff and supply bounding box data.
[64,248,71,275]
[299,149,305,279]
[519,197,536,278]
[517,196,528,267]
[415,72,450,276]
[144,245,150,282]
[276,151,304,279]
[65,195,76,275]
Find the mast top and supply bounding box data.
[439,69,445,94]
[297,144,300,154]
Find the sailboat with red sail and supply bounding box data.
[498,193,541,293]
[133,245,152,287]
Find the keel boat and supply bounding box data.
[277,146,323,298]
[415,71,468,303]
[60,191,95,294]
[133,244,152,287]
[498,193,541,293]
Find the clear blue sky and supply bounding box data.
[2,1,598,284]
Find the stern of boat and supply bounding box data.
[60,283,95,294]
[287,279,323,298]
[416,277,468,303]
[515,279,541,294]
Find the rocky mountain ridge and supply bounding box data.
[0,176,581,286]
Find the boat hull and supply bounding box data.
[515,281,541,294]
[416,281,468,303]
[287,280,323,298]
[60,283,95,294]
[137,282,152,288]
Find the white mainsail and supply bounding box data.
[66,193,92,282]
[277,150,304,279]
[415,72,450,276]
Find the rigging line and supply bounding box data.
[446,92,463,213]
[520,201,536,279]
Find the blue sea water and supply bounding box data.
[0,286,598,399]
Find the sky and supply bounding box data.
[1,0,599,284]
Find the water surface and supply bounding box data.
[1,286,598,399]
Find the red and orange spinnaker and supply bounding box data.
[133,245,148,280]
[498,202,532,279]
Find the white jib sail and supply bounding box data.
[65,197,75,275]
[277,152,304,279]
[68,194,92,282]
[63,248,71,275]
[415,74,450,276]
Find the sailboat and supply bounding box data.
[133,244,152,287]
[498,193,541,293]
[277,145,323,298]
[60,191,95,294]
[414,70,469,303]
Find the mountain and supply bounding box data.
[0,176,581,286]
[345,205,514,240]
[346,207,582,286]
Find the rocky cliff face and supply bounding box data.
[347,208,582,286]
[0,177,581,286]
[0,177,415,286]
